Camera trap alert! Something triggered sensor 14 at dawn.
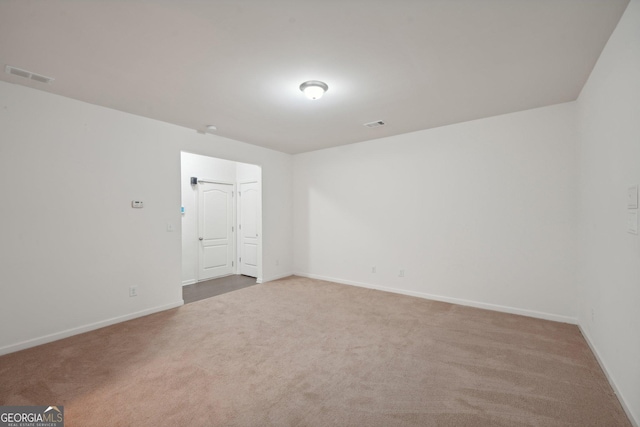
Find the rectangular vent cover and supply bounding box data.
[363,120,385,128]
[5,65,54,84]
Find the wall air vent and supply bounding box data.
[5,65,54,84]
[363,120,385,128]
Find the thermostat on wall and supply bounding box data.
[131,201,144,208]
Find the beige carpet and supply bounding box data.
[0,276,631,426]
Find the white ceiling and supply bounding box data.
[0,0,629,154]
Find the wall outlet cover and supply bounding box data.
[628,185,638,209]
[627,210,638,234]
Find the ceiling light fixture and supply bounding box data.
[206,125,217,133]
[299,80,328,100]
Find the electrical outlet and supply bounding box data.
[129,286,138,297]
[372,266,376,273]
[628,185,638,208]
[399,269,405,277]
[276,259,280,266]
[591,308,595,322]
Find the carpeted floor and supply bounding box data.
[0,276,632,426]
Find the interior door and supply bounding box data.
[198,181,234,281]
[239,182,258,277]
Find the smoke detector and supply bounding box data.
[5,65,54,84]
[363,120,385,128]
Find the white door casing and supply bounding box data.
[198,181,234,281]
[239,182,259,277]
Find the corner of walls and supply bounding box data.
[293,101,579,324]
[575,0,640,425]
[577,324,639,427]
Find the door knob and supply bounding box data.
[199,237,203,241]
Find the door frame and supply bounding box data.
[180,151,263,287]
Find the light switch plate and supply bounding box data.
[131,200,144,208]
[628,185,638,209]
[628,210,638,235]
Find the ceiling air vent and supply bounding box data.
[5,65,54,84]
[363,120,385,128]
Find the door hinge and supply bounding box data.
[239,224,242,230]
[239,191,241,196]
[232,261,234,267]
[239,257,242,263]
[232,191,234,197]
[232,226,234,232]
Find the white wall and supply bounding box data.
[236,161,261,183]
[293,102,579,322]
[0,80,293,354]
[576,0,640,424]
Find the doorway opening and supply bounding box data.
[180,152,262,291]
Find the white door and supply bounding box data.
[198,181,234,281]
[239,182,259,277]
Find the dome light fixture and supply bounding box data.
[299,80,328,100]
[206,125,217,133]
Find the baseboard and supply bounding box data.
[261,272,294,284]
[182,279,196,287]
[295,272,577,325]
[578,324,639,427]
[0,300,184,356]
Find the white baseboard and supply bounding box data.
[295,272,577,325]
[261,272,294,284]
[182,279,196,287]
[578,324,639,427]
[0,300,184,356]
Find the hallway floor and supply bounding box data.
[182,274,258,304]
